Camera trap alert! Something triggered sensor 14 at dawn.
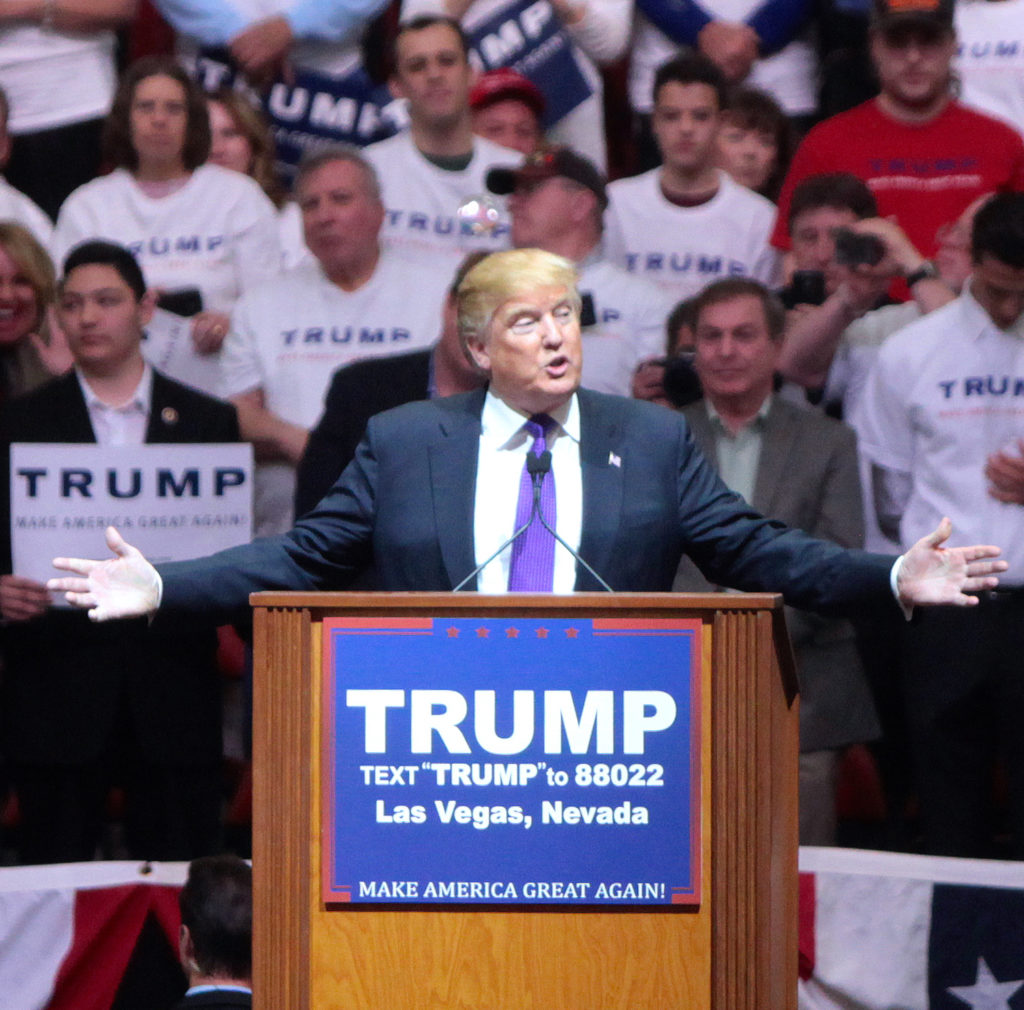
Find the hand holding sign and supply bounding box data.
[190,311,231,355]
[230,15,294,85]
[697,21,758,83]
[49,526,161,622]
[0,574,51,622]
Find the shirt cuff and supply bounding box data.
[890,554,913,620]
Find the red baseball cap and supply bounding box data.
[871,0,954,34]
[469,69,545,118]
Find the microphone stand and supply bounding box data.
[452,453,547,591]
[453,450,613,592]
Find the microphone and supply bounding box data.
[453,449,614,592]
[527,449,551,480]
[451,456,546,591]
[527,452,613,593]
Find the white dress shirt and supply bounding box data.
[473,390,583,593]
[76,364,152,446]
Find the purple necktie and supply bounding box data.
[508,414,557,591]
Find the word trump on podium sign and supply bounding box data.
[322,616,702,906]
[10,443,253,585]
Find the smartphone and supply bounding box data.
[156,287,204,318]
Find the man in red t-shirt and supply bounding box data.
[772,0,1024,264]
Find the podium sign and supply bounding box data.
[321,615,701,906]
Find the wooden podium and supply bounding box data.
[250,592,799,1010]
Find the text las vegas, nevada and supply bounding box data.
[348,687,676,832]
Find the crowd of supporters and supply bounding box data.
[0,0,1022,865]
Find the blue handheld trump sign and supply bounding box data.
[321,615,701,906]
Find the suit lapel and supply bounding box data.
[577,390,625,590]
[145,371,183,443]
[751,401,797,515]
[47,373,98,442]
[431,389,485,590]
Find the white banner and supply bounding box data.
[10,444,253,586]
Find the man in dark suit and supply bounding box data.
[671,277,880,844]
[0,241,240,863]
[51,249,1004,625]
[174,854,252,1010]
[294,252,486,518]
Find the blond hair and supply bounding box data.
[457,248,580,352]
[0,222,57,395]
[0,222,55,322]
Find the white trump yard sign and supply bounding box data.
[10,444,253,585]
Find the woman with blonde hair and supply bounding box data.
[0,221,67,398]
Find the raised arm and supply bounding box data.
[555,0,632,66]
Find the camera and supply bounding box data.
[780,270,826,308]
[833,228,886,268]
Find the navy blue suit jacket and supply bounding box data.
[159,388,896,618]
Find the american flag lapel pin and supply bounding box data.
[608,451,621,468]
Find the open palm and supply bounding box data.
[48,526,161,621]
[897,517,1006,607]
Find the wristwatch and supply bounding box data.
[906,261,939,287]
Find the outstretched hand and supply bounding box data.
[48,526,161,622]
[897,517,1006,608]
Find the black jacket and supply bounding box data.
[0,369,240,765]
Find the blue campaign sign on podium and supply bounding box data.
[321,616,702,906]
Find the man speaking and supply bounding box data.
[49,249,1004,618]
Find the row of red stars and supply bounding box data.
[446,626,580,639]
